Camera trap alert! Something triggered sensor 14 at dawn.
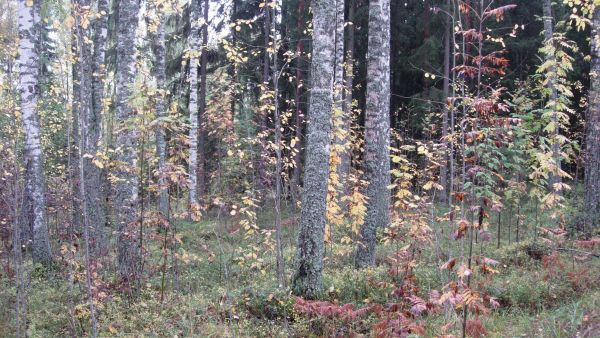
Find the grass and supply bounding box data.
[1,203,599,337]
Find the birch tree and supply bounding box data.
[18,0,52,265]
[440,0,451,202]
[73,1,98,332]
[87,0,109,252]
[291,0,305,201]
[340,0,355,187]
[197,0,209,200]
[292,0,335,299]
[585,6,600,233]
[355,0,391,268]
[155,6,168,218]
[115,0,140,281]
[72,0,107,255]
[332,0,349,194]
[188,0,200,208]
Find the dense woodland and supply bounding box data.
[1,0,600,336]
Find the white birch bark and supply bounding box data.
[188,0,201,207]
[155,12,169,218]
[18,0,52,265]
[355,0,391,268]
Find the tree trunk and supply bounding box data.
[355,0,391,268]
[18,0,53,266]
[292,0,335,299]
[197,0,209,201]
[70,53,83,235]
[585,7,600,234]
[188,0,201,207]
[155,9,169,218]
[440,0,450,202]
[273,44,285,287]
[291,0,306,202]
[333,0,344,103]
[340,0,355,194]
[258,3,272,194]
[332,0,347,194]
[543,0,561,193]
[87,0,109,253]
[115,0,140,281]
[73,3,98,332]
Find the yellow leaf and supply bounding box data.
[92,159,104,169]
[65,16,75,28]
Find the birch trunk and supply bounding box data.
[87,0,109,253]
[73,2,98,332]
[333,0,344,103]
[18,0,52,265]
[340,0,355,191]
[440,0,451,202]
[73,0,106,255]
[292,0,335,299]
[188,0,201,207]
[115,0,140,281]
[197,0,209,201]
[291,0,305,202]
[333,0,348,192]
[258,3,272,194]
[155,12,169,218]
[355,0,391,268]
[585,7,600,234]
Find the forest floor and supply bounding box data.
[1,203,600,337]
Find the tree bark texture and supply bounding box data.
[340,0,355,192]
[292,0,335,299]
[291,0,305,201]
[188,0,201,207]
[585,7,600,233]
[197,0,209,201]
[155,10,169,218]
[355,0,391,268]
[440,0,451,202]
[18,0,53,266]
[115,0,140,281]
[87,0,109,253]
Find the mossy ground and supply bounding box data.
[1,203,599,337]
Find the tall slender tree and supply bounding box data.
[18,0,52,265]
[155,4,168,218]
[115,0,140,281]
[333,0,347,192]
[188,0,201,208]
[340,0,356,191]
[258,0,272,194]
[197,0,209,200]
[291,0,306,201]
[73,1,98,332]
[355,0,391,268]
[440,0,451,202]
[292,0,336,299]
[87,0,109,252]
[585,6,600,234]
[333,0,344,104]
[73,0,108,255]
